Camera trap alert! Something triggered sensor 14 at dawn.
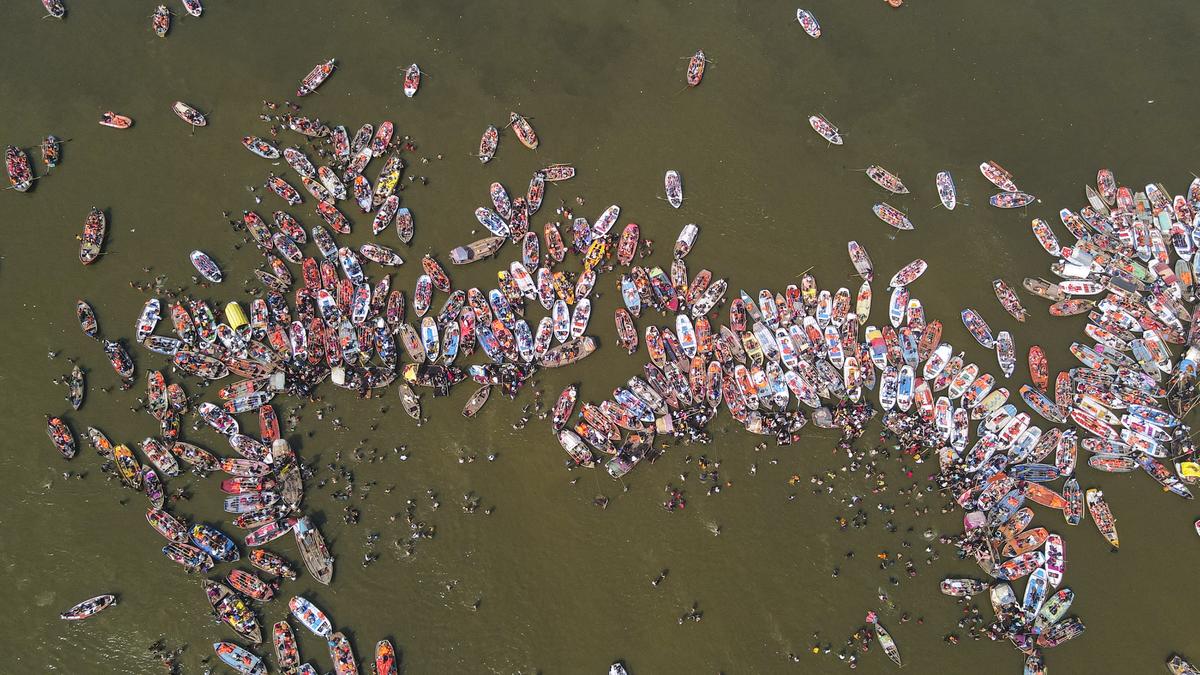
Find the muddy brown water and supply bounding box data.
[1,1,1199,673]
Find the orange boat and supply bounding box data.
[99,111,133,129]
[1028,345,1048,391]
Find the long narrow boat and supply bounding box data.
[873,202,912,230]
[936,171,956,209]
[5,145,33,192]
[509,112,539,149]
[871,618,902,666]
[866,165,909,194]
[60,594,117,620]
[686,50,706,87]
[1085,488,1118,548]
[292,516,334,584]
[79,207,106,264]
[297,59,336,96]
[478,126,498,163]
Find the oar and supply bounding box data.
[3,174,45,190]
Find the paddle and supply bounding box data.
[3,174,45,190]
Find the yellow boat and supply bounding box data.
[112,444,143,489]
[582,239,609,272]
[224,302,249,330]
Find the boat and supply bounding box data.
[450,235,505,264]
[462,384,491,418]
[992,279,1026,321]
[213,643,266,675]
[152,5,170,37]
[847,241,874,281]
[870,617,902,666]
[796,8,821,37]
[292,516,334,584]
[42,0,65,18]
[172,101,206,126]
[403,63,421,97]
[180,0,202,16]
[665,169,683,208]
[510,112,539,149]
[866,165,909,194]
[98,111,133,129]
[936,171,956,209]
[190,250,223,282]
[873,202,913,230]
[980,160,1018,191]
[889,259,927,288]
[376,640,399,675]
[808,114,842,145]
[297,59,336,96]
[273,621,300,674]
[327,631,357,675]
[242,136,280,159]
[60,594,116,620]
[686,50,706,86]
[1085,488,1118,548]
[542,164,575,181]
[1168,655,1200,675]
[289,595,333,637]
[961,308,995,348]
[5,145,33,192]
[674,223,699,259]
[40,135,60,168]
[478,125,498,163]
[990,192,1036,208]
[79,207,106,264]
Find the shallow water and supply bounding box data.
[2,1,1200,673]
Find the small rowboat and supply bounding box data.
[870,617,901,666]
[462,384,491,418]
[542,164,575,181]
[990,192,1035,208]
[1096,168,1117,205]
[180,0,202,17]
[79,207,106,264]
[847,240,873,281]
[961,308,994,348]
[152,5,171,37]
[190,250,222,282]
[686,50,706,87]
[61,594,116,620]
[242,136,279,159]
[889,259,926,288]
[403,63,421,97]
[510,111,538,149]
[172,101,206,126]
[796,8,821,38]
[297,59,336,96]
[5,145,33,191]
[1030,218,1059,255]
[992,278,1026,321]
[376,640,399,675]
[478,126,498,163]
[43,0,66,18]
[665,169,683,208]
[1086,488,1118,548]
[41,135,60,168]
[213,643,265,675]
[99,111,133,129]
[866,165,909,194]
[936,171,956,209]
[808,114,842,145]
[979,160,1017,191]
[873,202,912,230]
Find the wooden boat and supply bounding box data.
[936,170,956,209]
[152,5,170,37]
[796,8,821,37]
[213,643,266,675]
[60,594,116,620]
[979,161,1017,191]
[992,278,1026,321]
[180,0,202,17]
[228,569,275,601]
[79,207,106,264]
[541,336,597,367]
[665,170,683,208]
[866,165,909,194]
[686,50,706,86]
[1030,218,1060,255]
[40,134,60,168]
[847,240,873,281]
[478,125,498,163]
[76,299,100,338]
[990,192,1036,208]
[273,621,300,674]
[450,235,505,265]
[403,63,421,97]
[297,59,336,96]
[376,639,399,675]
[267,174,302,206]
[961,308,994,348]
[889,258,926,288]
[870,618,901,666]
[42,0,66,18]
[1085,488,1118,547]
[242,136,280,159]
[98,111,133,129]
[807,114,842,144]
[462,384,491,418]
[5,145,33,192]
[509,112,538,149]
[542,164,575,181]
[172,101,206,126]
[873,202,912,230]
[674,223,698,259]
[1049,298,1093,316]
[292,516,334,584]
[327,631,357,675]
[995,330,1015,377]
[1096,168,1117,204]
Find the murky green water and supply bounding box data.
[2,1,1200,673]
